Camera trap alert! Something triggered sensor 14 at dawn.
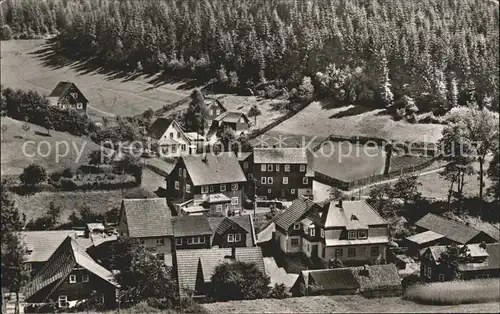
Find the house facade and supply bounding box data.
[274,198,389,266]
[167,153,247,214]
[118,198,174,266]
[173,215,213,250]
[253,148,314,200]
[205,98,227,127]
[47,81,88,114]
[147,118,196,157]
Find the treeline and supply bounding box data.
[1,0,499,114]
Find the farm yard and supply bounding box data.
[1,40,191,119]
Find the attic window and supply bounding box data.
[25,248,33,255]
[348,231,357,240]
[358,230,368,239]
[293,222,301,230]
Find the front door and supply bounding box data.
[312,244,318,257]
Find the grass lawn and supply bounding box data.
[11,186,155,224]
[202,295,500,313]
[1,117,101,176]
[1,40,191,119]
[267,102,444,143]
[390,155,435,173]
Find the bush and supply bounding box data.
[61,168,74,178]
[59,178,78,191]
[50,172,62,183]
[404,279,500,305]
[269,283,288,299]
[179,298,208,313]
[1,25,13,40]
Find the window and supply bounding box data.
[261,164,266,172]
[321,229,325,238]
[370,246,380,256]
[285,164,290,172]
[290,189,296,194]
[358,230,368,239]
[183,169,187,178]
[82,275,89,283]
[310,228,315,237]
[300,164,306,172]
[228,234,234,242]
[69,275,77,284]
[170,133,174,138]
[283,177,288,184]
[140,239,145,245]
[175,181,179,190]
[235,233,241,242]
[76,103,83,109]
[438,273,444,281]
[172,145,177,153]
[267,189,272,193]
[71,92,78,99]
[177,132,181,138]
[348,247,356,257]
[291,238,299,247]
[248,173,253,180]
[348,231,357,240]
[427,267,432,279]
[176,238,182,246]
[201,185,209,193]
[243,161,249,169]
[215,109,220,115]
[423,266,428,277]
[210,109,214,116]
[188,236,205,245]
[276,164,280,171]
[268,164,273,171]
[156,238,165,246]
[210,185,215,192]
[216,205,223,213]
[231,183,238,191]
[231,197,239,205]
[157,253,165,262]
[58,295,68,308]
[179,168,182,176]
[185,184,191,193]
[261,177,267,184]
[303,177,309,184]
[293,222,301,230]
[220,184,226,192]
[181,144,186,151]
[267,177,273,184]
[23,263,32,272]
[335,248,343,257]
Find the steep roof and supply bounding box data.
[208,216,256,247]
[19,230,76,263]
[173,215,213,237]
[176,247,265,297]
[236,152,253,162]
[351,264,402,292]
[406,230,446,245]
[24,237,118,302]
[216,111,249,124]
[121,198,173,238]
[181,153,247,186]
[48,81,88,102]
[324,200,387,228]
[274,197,317,233]
[415,213,486,244]
[305,268,360,291]
[147,117,174,139]
[254,148,309,164]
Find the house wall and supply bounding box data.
[212,226,248,248]
[207,102,225,121]
[138,237,174,265]
[158,123,190,157]
[206,202,230,216]
[322,244,387,265]
[254,162,312,200]
[192,185,245,212]
[175,235,212,250]
[167,159,194,202]
[276,230,288,253]
[57,85,88,114]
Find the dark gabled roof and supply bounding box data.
[121,198,174,238]
[181,153,247,186]
[306,268,360,291]
[173,215,213,237]
[351,264,402,291]
[324,200,387,228]
[176,247,264,297]
[236,152,253,162]
[254,148,309,164]
[24,237,118,302]
[274,197,317,233]
[216,111,250,124]
[415,213,487,244]
[48,81,88,102]
[208,215,256,247]
[406,230,445,245]
[19,230,76,263]
[147,117,174,139]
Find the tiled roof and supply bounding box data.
[173,215,213,237]
[274,197,316,233]
[208,215,256,247]
[216,111,249,124]
[406,230,445,245]
[324,200,387,228]
[176,247,264,297]
[351,264,402,292]
[181,153,247,186]
[203,193,231,204]
[24,237,118,302]
[19,231,76,263]
[122,198,174,238]
[147,117,174,139]
[305,268,360,291]
[254,148,309,164]
[415,213,485,244]
[48,81,88,102]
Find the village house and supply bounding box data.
[167,152,247,215]
[23,237,119,311]
[175,247,265,298]
[274,197,389,266]
[173,215,213,250]
[47,81,88,114]
[291,264,402,298]
[118,198,174,266]
[205,98,227,127]
[147,117,205,157]
[420,243,500,282]
[406,213,497,256]
[253,148,314,200]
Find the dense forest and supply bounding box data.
[1,0,499,115]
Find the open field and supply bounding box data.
[202,295,500,313]
[1,117,101,176]
[1,40,191,119]
[267,102,445,144]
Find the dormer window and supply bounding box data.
[309,227,315,237]
[358,230,368,239]
[293,222,300,230]
[348,231,357,240]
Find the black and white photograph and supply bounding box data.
[0,0,499,313]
